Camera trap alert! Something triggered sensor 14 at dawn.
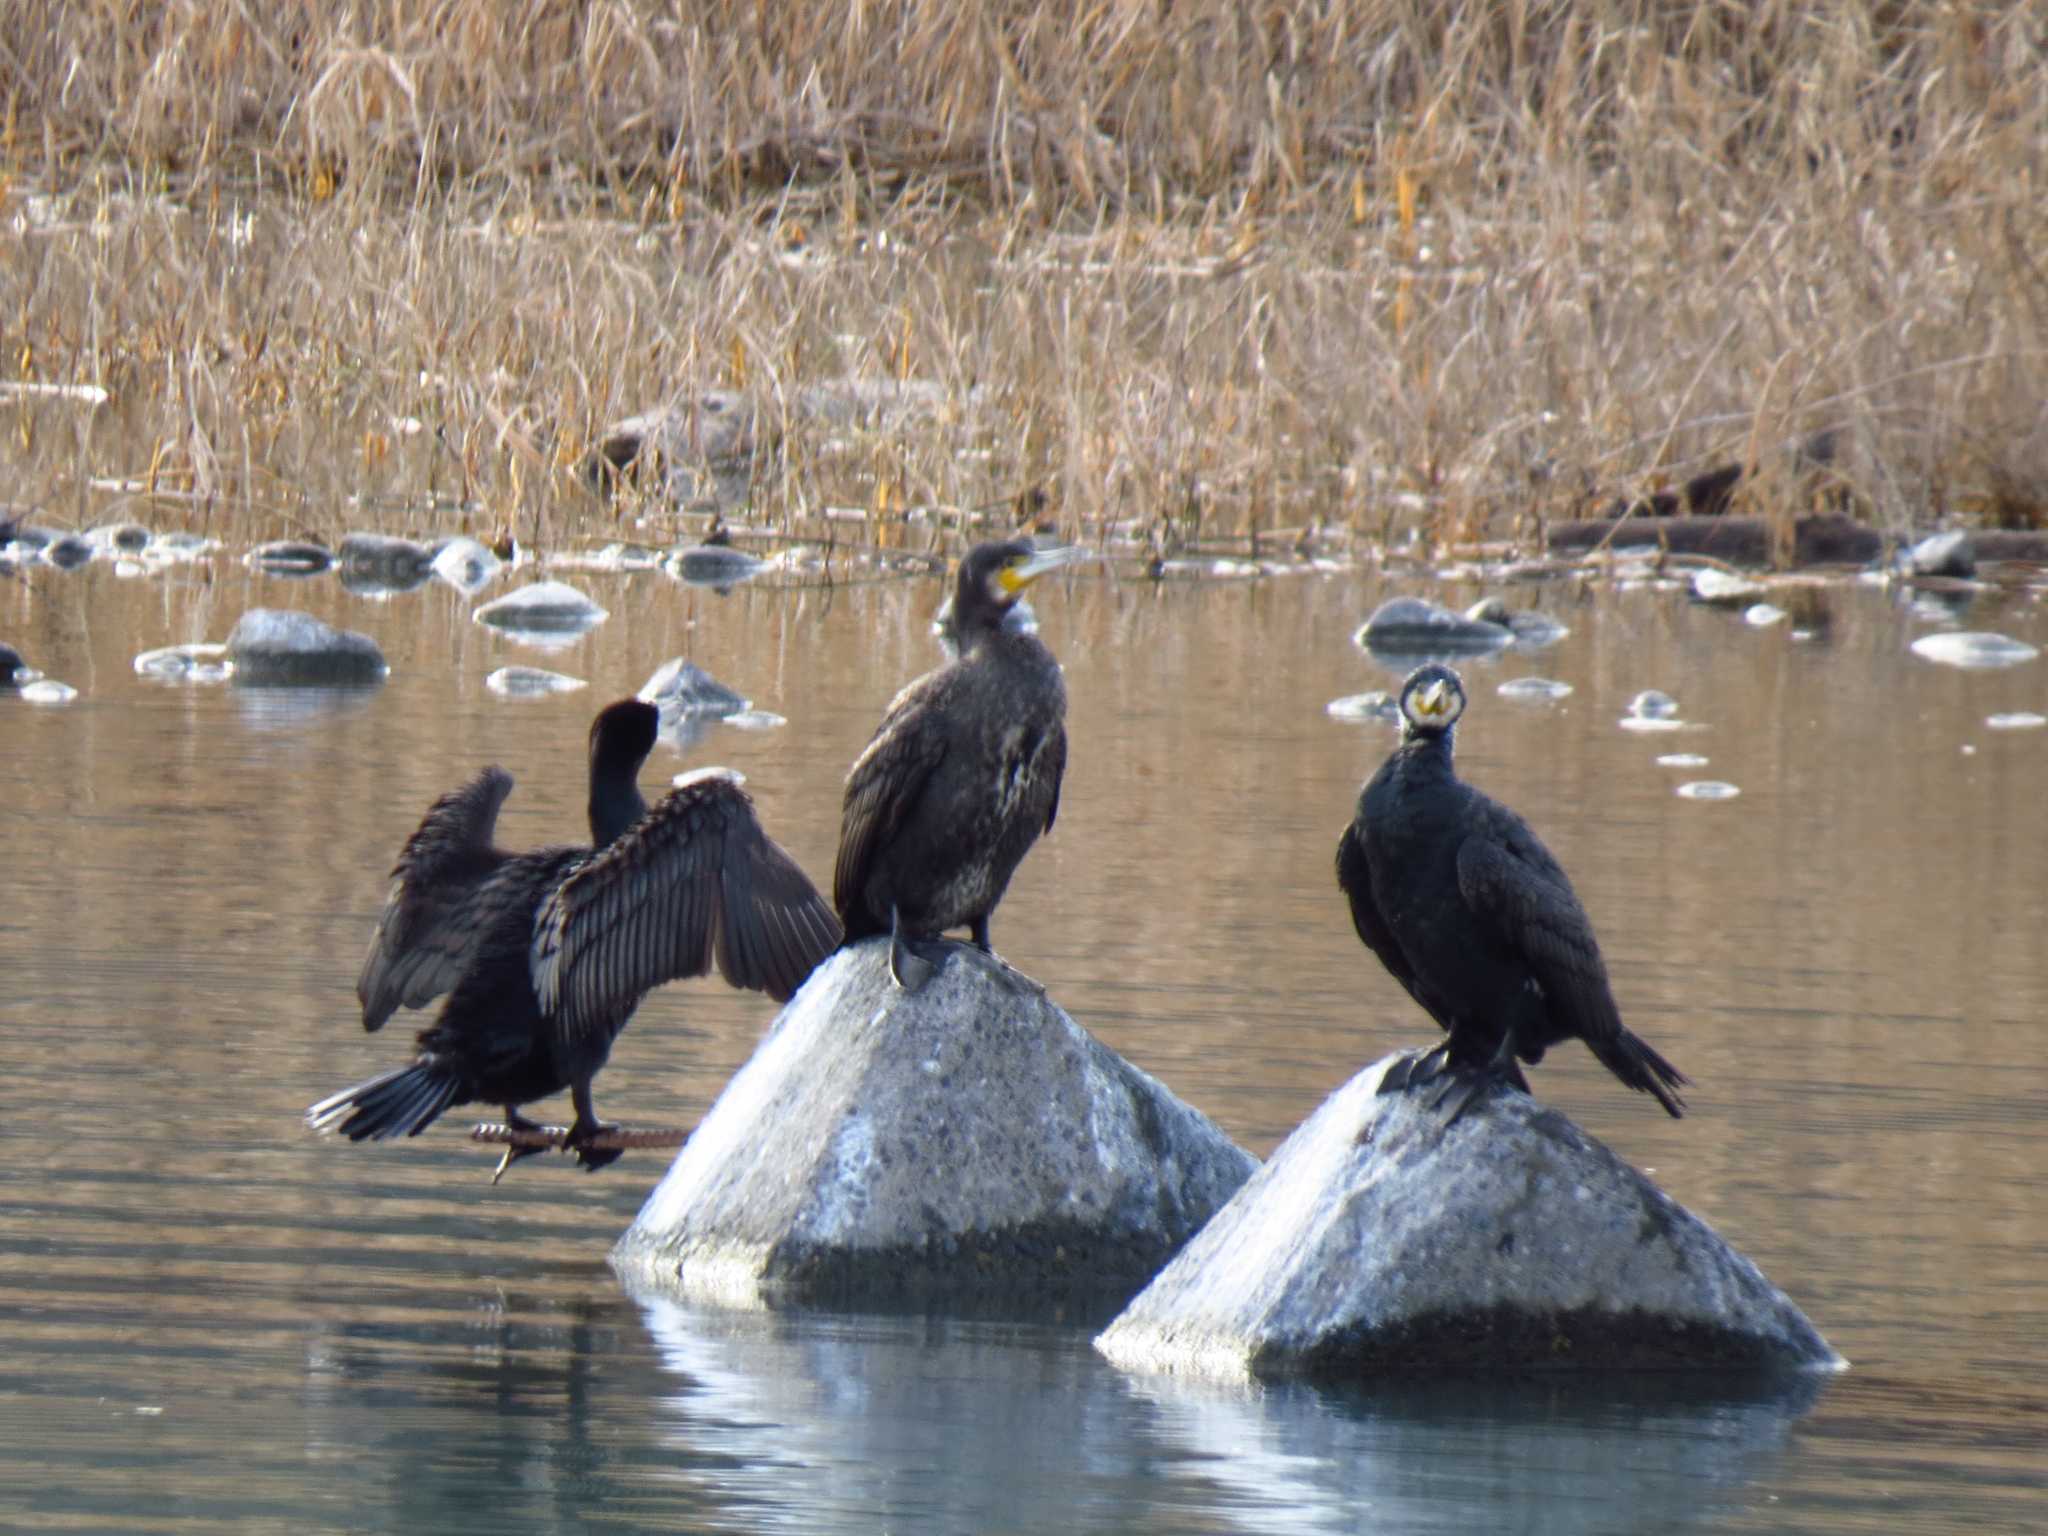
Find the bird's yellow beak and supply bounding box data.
[1413,679,1452,718]
[997,545,1091,595]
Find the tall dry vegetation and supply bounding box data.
[0,1,2042,555]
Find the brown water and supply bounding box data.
[1,553,2043,1533]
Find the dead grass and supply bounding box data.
[0,1,2042,560]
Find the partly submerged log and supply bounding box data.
[612,942,1257,1319]
[1547,513,1883,568]
[1097,1053,1841,1381]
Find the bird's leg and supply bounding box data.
[887,903,941,991]
[489,1107,551,1185]
[969,915,993,953]
[564,1080,623,1173]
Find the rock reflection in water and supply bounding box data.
[623,1293,1825,1536]
[1121,1369,1827,1536]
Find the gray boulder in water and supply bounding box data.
[1356,597,1510,658]
[637,657,749,717]
[612,943,1258,1317]
[227,608,387,685]
[1096,1053,1841,1380]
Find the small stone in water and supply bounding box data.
[1910,632,2038,670]
[145,532,216,564]
[1986,712,2047,731]
[1690,568,1766,606]
[473,580,608,634]
[1676,780,1741,801]
[485,666,587,698]
[637,657,749,716]
[1619,715,1687,734]
[42,533,93,569]
[1327,691,1398,722]
[20,678,78,704]
[1744,603,1787,627]
[246,540,335,575]
[135,643,232,681]
[1496,677,1572,702]
[87,522,153,554]
[1627,689,1680,719]
[431,536,501,596]
[1657,753,1711,768]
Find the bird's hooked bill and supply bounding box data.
[1413,678,1454,717]
[999,544,1096,594]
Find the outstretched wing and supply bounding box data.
[833,675,949,928]
[530,769,842,1051]
[1453,810,1620,1040]
[357,766,515,1031]
[1336,820,1435,1020]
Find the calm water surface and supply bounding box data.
[1,556,2043,1532]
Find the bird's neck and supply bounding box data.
[587,768,648,848]
[1395,729,1457,782]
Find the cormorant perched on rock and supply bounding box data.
[1337,663,1688,1123]
[836,538,1087,988]
[308,699,841,1175]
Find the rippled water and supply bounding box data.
[2,556,2044,1532]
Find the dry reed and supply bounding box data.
[1,1,2042,559]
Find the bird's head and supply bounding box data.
[589,698,660,775]
[947,539,1091,644]
[966,539,1088,606]
[1398,663,1467,740]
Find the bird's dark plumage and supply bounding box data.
[1337,663,1688,1121]
[835,539,1082,987]
[309,698,841,1172]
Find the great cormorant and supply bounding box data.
[307,698,841,1174]
[836,539,1085,988]
[1336,663,1688,1122]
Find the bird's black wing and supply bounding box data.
[530,769,843,1052]
[833,675,949,922]
[357,765,515,1031]
[1039,722,1067,834]
[1454,811,1620,1038]
[1457,809,1688,1114]
[1336,821,1432,1016]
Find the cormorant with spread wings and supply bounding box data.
[307,698,840,1174]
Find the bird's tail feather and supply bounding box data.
[306,1061,460,1141]
[1595,1028,1689,1119]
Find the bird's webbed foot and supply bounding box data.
[887,905,946,991]
[488,1109,550,1185]
[564,1116,623,1172]
[1428,1035,1531,1127]
[1377,1044,1453,1096]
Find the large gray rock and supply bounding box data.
[612,943,1258,1317]
[1355,596,1511,659]
[1097,1053,1841,1380]
[227,608,387,685]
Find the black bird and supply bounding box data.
[1336,663,1688,1123]
[307,698,841,1175]
[836,538,1085,988]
